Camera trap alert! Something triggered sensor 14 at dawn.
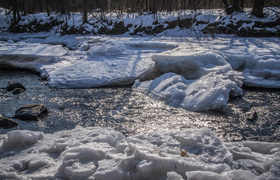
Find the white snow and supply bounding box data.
[0,126,280,179]
[133,72,243,111]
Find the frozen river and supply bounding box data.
[1,68,279,142]
[1,35,280,179]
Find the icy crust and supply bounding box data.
[133,72,243,111]
[1,126,280,180]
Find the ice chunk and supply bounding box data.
[89,43,123,56]
[1,130,44,150]
[133,72,243,111]
[186,171,228,180]
[165,171,184,180]
[243,68,280,88]
[93,159,126,180]
[45,35,79,50]
[221,170,257,180]
[152,52,232,80]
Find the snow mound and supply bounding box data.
[134,72,243,111]
[1,126,280,179]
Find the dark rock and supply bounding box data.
[12,88,26,94]
[246,111,258,121]
[7,81,26,92]
[14,104,48,120]
[0,117,19,128]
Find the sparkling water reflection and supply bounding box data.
[0,69,280,142]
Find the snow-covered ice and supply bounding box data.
[0,126,280,179]
[1,35,280,110]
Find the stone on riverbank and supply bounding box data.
[7,81,26,93]
[14,104,48,120]
[0,117,18,128]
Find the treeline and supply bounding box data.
[1,0,279,24]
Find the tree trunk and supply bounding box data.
[83,0,87,24]
[12,0,21,24]
[46,0,50,16]
[60,0,66,14]
[251,0,265,18]
[232,0,241,12]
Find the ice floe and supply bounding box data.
[133,72,243,111]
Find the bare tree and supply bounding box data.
[46,0,50,16]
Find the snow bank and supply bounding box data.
[0,126,280,179]
[133,72,243,111]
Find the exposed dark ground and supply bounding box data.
[0,68,280,142]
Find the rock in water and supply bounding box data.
[0,117,19,128]
[14,104,48,120]
[7,81,26,92]
[246,111,258,121]
[12,88,26,94]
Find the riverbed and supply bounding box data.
[1,68,279,142]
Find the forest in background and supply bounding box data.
[1,0,280,24]
[0,0,279,36]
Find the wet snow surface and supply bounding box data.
[1,35,280,179]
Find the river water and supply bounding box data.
[0,68,280,142]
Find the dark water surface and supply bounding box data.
[0,68,280,142]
